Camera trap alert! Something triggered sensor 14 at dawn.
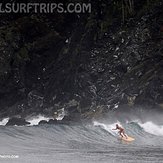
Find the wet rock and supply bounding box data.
[47,119,58,124]
[6,117,30,126]
[38,120,48,125]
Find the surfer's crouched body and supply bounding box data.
[112,124,128,139]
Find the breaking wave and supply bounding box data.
[93,121,163,137]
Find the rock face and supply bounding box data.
[38,120,48,125]
[6,117,30,126]
[48,119,58,124]
[0,0,163,120]
[38,119,70,125]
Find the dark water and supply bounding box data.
[0,121,163,163]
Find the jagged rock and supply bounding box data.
[38,120,48,125]
[6,117,30,126]
[48,119,58,124]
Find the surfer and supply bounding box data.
[112,124,128,139]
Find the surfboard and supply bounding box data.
[120,136,135,142]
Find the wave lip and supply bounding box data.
[138,121,163,136]
[94,120,163,139]
[93,121,120,137]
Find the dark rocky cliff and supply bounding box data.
[0,0,162,121]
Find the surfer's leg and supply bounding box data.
[122,131,128,139]
[119,131,123,137]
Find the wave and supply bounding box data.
[93,121,119,137]
[94,120,163,137]
[0,120,162,163]
[1,116,163,138]
[0,118,163,151]
[138,121,163,136]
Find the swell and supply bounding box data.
[0,120,163,149]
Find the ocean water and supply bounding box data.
[0,117,163,163]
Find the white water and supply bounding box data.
[1,116,163,138]
[0,116,52,126]
[93,120,163,137]
[139,121,163,136]
[26,115,52,126]
[0,112,65,126]
[0,117,9,125]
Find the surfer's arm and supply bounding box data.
[112,128,117,130]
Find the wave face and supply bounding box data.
[0,120,163,163]
[94,121,163,137]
